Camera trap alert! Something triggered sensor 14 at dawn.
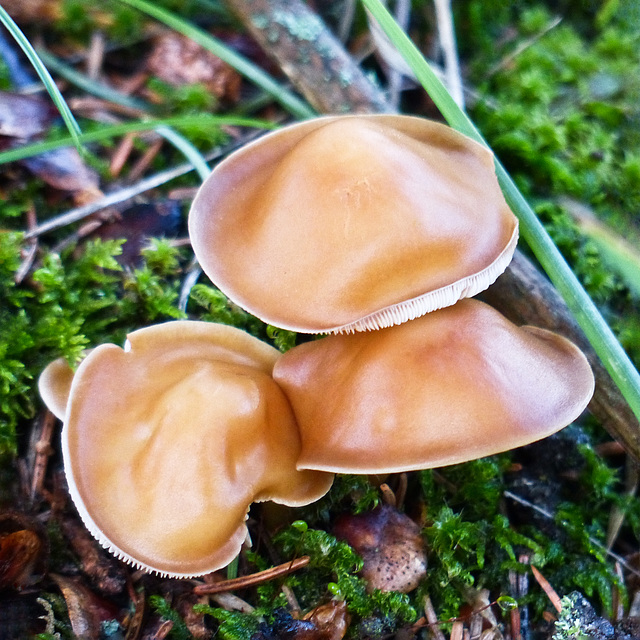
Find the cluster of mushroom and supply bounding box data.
[40,115,595,579]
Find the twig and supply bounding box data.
[192,556,310,595]
[15,203,38,284]
[504,490,640,579]
[110,132,137,177]
[388,0,411,109]
[30,410,57,501]
[450,621,464,640]
[86,31,106,81]
[223,0,392,114]
[128,137,164,182]
[424,596,447,640]
[486,15,562,78]
[337,0,357,43]
[24,130,264,239]
[24,162,195,239]
[379,483,397,507]
[179,261,202,313]
[210,592,255,613]
[432,0,464,108]
[469,613,483,640]
[612,562,625,622]
[606,457,638,550]
[395,473,408,510]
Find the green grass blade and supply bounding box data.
[36,48,151,113]
[114,0,316,120]
[30,49,212,181]
[0,5,83,149]
[0,114,274,165]
[563,200,640,299]
[361,0,640,423]
[155,126,211,181]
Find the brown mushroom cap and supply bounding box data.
[272,299,595,473]
[189,115,518,334]
[56,321,333,577]
[38,356,76,421]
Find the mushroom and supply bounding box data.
[189,115,518,334]
[272,299,595,473]
[41,321,333,577]
[38,355,75,421]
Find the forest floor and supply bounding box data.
[1,0,640,639]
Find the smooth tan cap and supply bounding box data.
[273,299,595,473]
[38,356,75,421]
[189,115,519,334]
[52,322,333,577]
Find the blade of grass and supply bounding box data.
[114,0,316,120]
[155,126,211,180]
[0,6,83,149]
[36,48,151,113]
[361,0,640,423]
[32,50,211,180]
[561,198,640,299]
[25,128,265,239]
[0,113,274,165]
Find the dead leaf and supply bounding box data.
[303,600,350,640]
[146,32,241,102]
[87,200,182,265]
[21,146,100,196]
[175,591,212,640]
[0,0,62,22]
[334,504,427,593]
[0,530,42,590]
[0,91,57,138]
[0,511,48,590]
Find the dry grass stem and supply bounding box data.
[432,0,464,108]
[530,566,562,613]
[192,556,310,595]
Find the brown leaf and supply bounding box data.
[0,91,57,138]
[146,32,241,102]
[0,530,42,590]
[0,511,48,590]
[175,591,212,640]
[303,601,350,640]
[21,146,100,195]
[334,504,427,593]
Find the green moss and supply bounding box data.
[0,235,187,457]
[149,596,192,640]
[194,606,263,640]
[274,526,416,627]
